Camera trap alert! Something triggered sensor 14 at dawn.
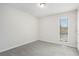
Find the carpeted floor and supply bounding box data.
[0,40,78,56]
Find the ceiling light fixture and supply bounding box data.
[39,3,46,8]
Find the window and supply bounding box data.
[59,16,68,42]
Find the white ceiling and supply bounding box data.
[5,3,79,18]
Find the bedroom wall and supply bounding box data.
[39,11,77,48]
[0,5,39,52]
[77,8,79,50]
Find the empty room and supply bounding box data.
[0,3,79,56]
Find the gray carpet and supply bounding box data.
[0,40,78,56]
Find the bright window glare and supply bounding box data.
[60,16,68,27]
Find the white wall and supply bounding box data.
[40,11,77,48]
[0,5,39,52]
[77,8,79,50]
